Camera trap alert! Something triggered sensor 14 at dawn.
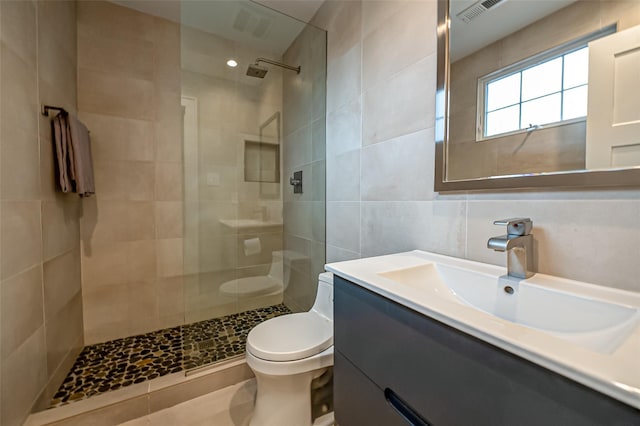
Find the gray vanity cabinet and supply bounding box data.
[333,276,640,426]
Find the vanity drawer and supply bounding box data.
[334,351,409,426]
[334,276,640,426]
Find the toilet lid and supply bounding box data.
[219,276,282,298]
[247,312,333,362]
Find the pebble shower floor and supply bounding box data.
[50,304,291,408]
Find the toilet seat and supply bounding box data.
[247,312,333,362]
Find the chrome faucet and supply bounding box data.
[487,218,535,280]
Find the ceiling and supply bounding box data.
[112,0,324,55]
[450,0,577,61]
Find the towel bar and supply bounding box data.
[41,105,66,116]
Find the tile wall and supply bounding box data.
[0,1,84,424]
[76,1,184,344]
[313,0,640,294]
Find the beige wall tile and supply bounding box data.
[43,247,82,319]
[93,161,155,201]
[38,32,76,108]
[157,238,184,278]
[81,240,129,288]
[157,276,185,319]
[41,198,81,261]
[77,1,156,44]
[78,69,155,120]
[82,283,129,342]
[155,120,182,163]
[45,293,83,380]
[128,280,159,336]
[1,43,38,138]
[1,114,40,200]
[80,199,155,243]
[78,33,155,81]
[154,18,181,88]
[37,0,76,55]
[1,2,81,422]
[1,265,44,359]
[0,0,37,66]
[128,240,157,282]
[156,201,183,239]
[1,326,47,426]
[79,112,155,163]
[155,162,183,201]
[1,200,42,279]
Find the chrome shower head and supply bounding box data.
[246,63,268,78]
[246,58,301,79]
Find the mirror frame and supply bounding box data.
[434,0,640,192]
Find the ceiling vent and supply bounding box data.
[232,7,272,39]
[456,0,507,23]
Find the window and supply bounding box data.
[477,27,615,140]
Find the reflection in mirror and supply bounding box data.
[444,0,640,183]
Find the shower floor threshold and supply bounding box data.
[49,304,291,409]
[25,358,254,426]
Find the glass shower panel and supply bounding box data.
[179,0,326,372]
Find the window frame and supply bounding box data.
[475,25,616,142]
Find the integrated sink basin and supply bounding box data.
[326,250,640,410]
[378,263,640,354]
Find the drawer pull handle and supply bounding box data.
[384,388,431,426]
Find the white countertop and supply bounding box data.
[326,250,640,410]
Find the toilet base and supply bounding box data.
[249,368,327,426]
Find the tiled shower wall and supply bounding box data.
[0,1,83,425]
[282,25,327,311]
[313,0,640,294]
[77,1,184,345]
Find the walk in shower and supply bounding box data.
[41,0,325,410]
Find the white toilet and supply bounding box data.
[245,272,334,426]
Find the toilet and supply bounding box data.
[246,272,334,426]
[219,250,309,299]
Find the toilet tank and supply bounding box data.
[311,272,334,321]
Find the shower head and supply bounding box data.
[246,63,269,78]
[246,57,301,79]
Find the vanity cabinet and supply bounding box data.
[334,276,640,426]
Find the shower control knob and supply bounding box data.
[289,170,303,194]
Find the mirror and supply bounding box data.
[435,0,640,191]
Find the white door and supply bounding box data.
[585,25,640,170]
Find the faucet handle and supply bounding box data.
[493,218,533,236]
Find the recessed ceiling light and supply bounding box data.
[226,59,238,68]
